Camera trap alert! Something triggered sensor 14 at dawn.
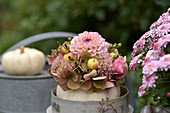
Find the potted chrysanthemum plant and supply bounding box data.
[130,8,170,112]
[47,31,133,113]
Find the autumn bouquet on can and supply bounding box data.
[130,8,170,107]
[48,31,128,101]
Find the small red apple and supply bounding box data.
[60,47,69,54]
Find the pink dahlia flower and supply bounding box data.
[142,74,158,88]
[69,31,108,57]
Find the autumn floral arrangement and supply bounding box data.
[48,31,128,92]
[130,8,170,107]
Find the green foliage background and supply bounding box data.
[0,0,169,112]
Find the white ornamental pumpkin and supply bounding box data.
[2,46,45,75]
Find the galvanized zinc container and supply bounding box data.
[0,32,77,113]
[47,86,134,113]
[0,71,57,113]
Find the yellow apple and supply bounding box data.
[64,53,74,61]
[87,58,99,69]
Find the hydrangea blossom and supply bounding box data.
[97,52,115,77]
[51,53,74,77]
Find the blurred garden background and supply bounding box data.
[0,0,169,112]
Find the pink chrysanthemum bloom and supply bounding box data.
[131,48,140,57]
[154,34,170,51]
[142,74,158,88]
[158,34,170,44]
[142,61,159,76]
[145,50,160,61]
[142,30,154,39]
[142,57,151,66]
[150,21,159,29]
[51,53,74,77]
[133,30,154,49]
[133,38,145,50]
[138,85,146,97]
[69,31,108,57]
[158,54,170,71]
[157,12,170,24]
[150,12,170,30]
[156,23,170,37]
[130,65,136,71]
[129,54,142,69]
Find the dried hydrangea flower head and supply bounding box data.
[69,31,108,57]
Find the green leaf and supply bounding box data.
[161,100,169,106]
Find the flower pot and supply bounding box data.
[0,71,57,113]
[46,86,134,113]
[140,105,170,113]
